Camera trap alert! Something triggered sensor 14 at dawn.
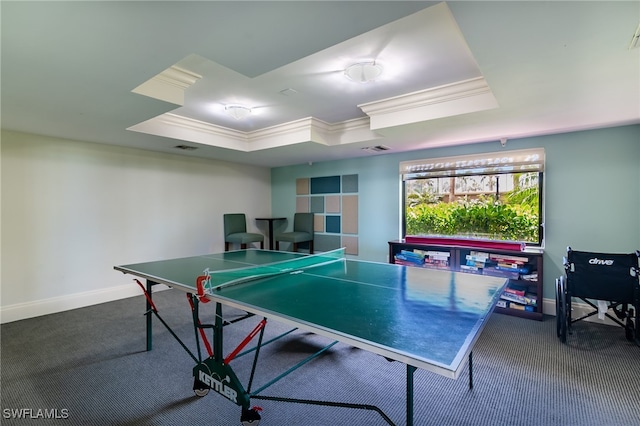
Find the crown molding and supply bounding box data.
[132,66,202,106]
[160,113,247,141]
[358,77,499,130]
[128,76,496,152]
[128,113,379,152]
[128,113,248,151]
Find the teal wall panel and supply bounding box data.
[310,176,341,194]
[310,196,325,213]
[326,216,341,233]
[314,235,342,252]
[342,174,359,193]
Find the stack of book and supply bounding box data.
[394,250,425,266]
[482,253,531,280]
[498,283,538,312]
[394,249,450,268]
[420,250,450,268]
[459,251,492,274]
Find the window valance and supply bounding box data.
[400,148,545,180]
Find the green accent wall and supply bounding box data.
[271,125,640,306]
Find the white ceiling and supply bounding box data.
[2,1,639,168]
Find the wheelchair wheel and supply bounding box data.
[635,308,640,346]
[625,308,635,342]
[556,277,568,343]
[555,278,562,338]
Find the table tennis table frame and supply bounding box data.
[133,277,477,426]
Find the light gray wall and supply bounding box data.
[1,130,272,322]
[271,125,640,308]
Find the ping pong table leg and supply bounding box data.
[213,302,224,361]
[146,280,157,351]
[406,364,417,426]
[468,352,473,389]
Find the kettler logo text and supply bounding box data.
[589,258,614,266]
[198,370,238,403]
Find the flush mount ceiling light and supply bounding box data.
[344,61,383,83]
[225,105,252,120]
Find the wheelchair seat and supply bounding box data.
[555,247,639,345]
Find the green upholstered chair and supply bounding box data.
[223,213,264,251]
[275,213,314,254]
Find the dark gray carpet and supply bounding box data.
[2,289,639,426]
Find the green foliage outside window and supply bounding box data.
[405,173,541,243]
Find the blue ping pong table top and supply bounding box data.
[115,249,508,379]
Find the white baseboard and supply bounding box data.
[0,284,168,324]
[542,297,621,327]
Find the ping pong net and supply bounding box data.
[197,248,346,296]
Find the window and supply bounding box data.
[400,148,544,246]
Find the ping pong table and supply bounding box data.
[114,248,507,426]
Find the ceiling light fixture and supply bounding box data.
[344,61,383,83]
[225,105,252,120]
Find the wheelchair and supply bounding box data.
[555,247,639,345]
